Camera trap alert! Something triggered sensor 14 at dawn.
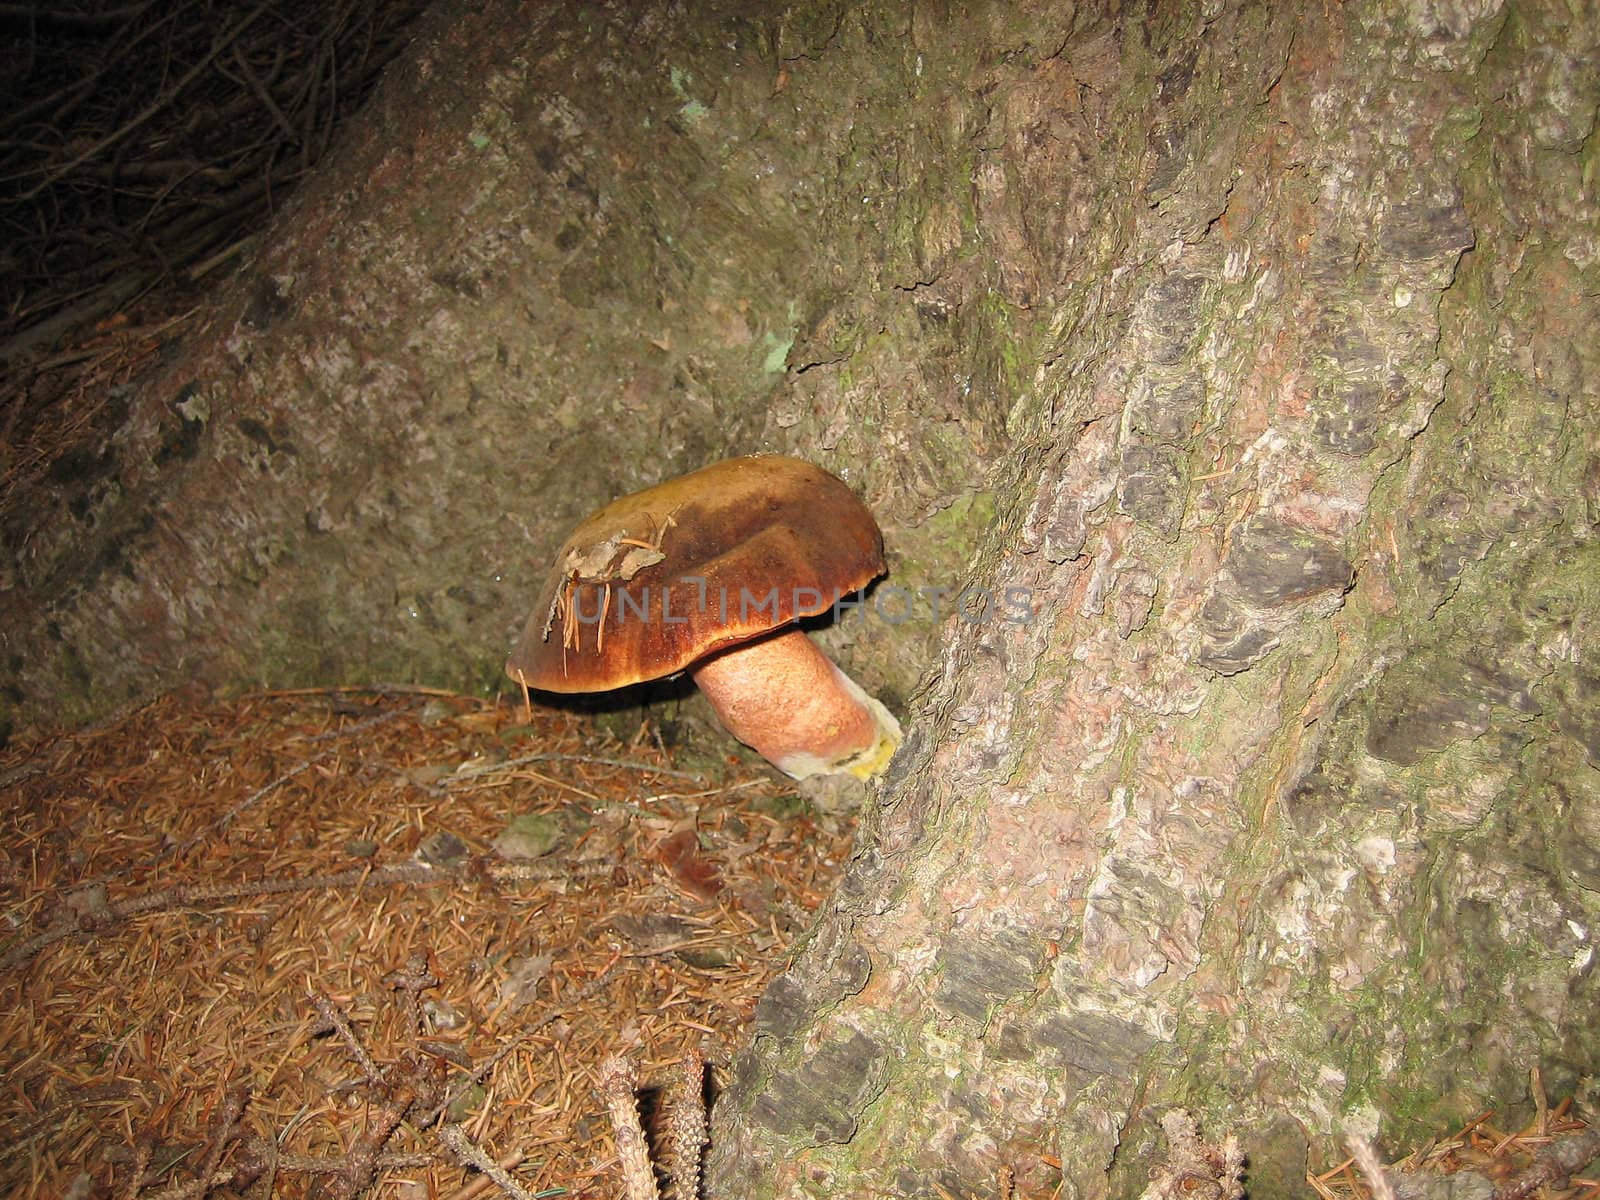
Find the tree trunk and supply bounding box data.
[4,1,1598,1197]
[704,0,1600,1195]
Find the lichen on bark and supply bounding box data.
[707,0,1600,1196]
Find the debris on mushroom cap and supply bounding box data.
[504,455,885,694]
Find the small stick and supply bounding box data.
[187,233,262,280]
[1303,1170,1340,1200]
[242,682,478,702]
[329,1083,416,1200]
[1492,1128,1600,1200]
[118,1136,154,1200]
[385,952,440,1046]
[2,858,518,970]
[240,1133,277,1200]
[438,1124,537,1200]
[13,0,276,201]
[107,1143,441,1176]
[141,1167,240,1200]
[274,1149,436,1172]
[309,992,384,1085]
[446,752,704,786]
[194,1084,249,1192]
[440,1151,527,1200]
[161,759,314,862]
[294,707,410,745]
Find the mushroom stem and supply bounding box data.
[689,628,902,781]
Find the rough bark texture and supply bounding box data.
[3,0,1598,1197]
[699,1,1600,1198]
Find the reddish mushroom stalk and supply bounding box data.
[689,628,902,781]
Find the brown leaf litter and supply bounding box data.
[0,687,855,1199]
[3,689,1596,1200]
[1309,1071,1599,1200]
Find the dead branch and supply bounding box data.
[438,1123,538,1200]
[1491,1127,1600,1200]
[0,855,603,972]
[193,1083,248,1193]
[445,751,707,787]
[104,1139,440,1181]
[320,1080,416,1200]
[309,992,386,1086]
[385,951,441,1047]
[116,1135,153,1200]
[12,2,276,203]
[2,861,448,970]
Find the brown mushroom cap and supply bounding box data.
[505,455,884,693]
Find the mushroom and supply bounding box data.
[505,455,902,781]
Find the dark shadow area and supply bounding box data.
[0,0,437,359]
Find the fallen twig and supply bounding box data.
[439,1123,538,1200]
[309,992,386,1086]
[446,751,706,787]
[0,856,605,971]
[330,1081,419,1200]
[2,861,450,970]
[1493,1127,1600,1200]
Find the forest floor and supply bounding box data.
[0,691,1594,1200]
[0,686,854,1199]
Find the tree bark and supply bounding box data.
[702,1,1600,1197]
[3,0,1597,1197]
